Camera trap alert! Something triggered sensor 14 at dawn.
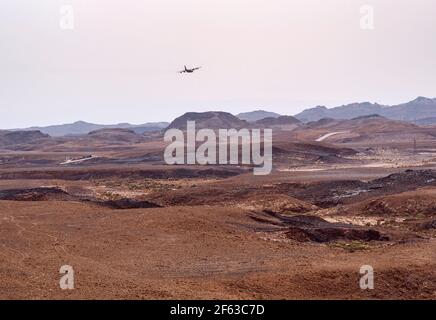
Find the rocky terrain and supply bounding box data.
[2,110,436,300]
[167,111,249,130]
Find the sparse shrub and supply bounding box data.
[330,241,370,252]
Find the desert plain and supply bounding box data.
[1,113,436,299]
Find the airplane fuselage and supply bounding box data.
[179,66,201,74]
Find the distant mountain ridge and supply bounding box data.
[416,117,436,125]
[255,116,300,126]
[236,110,281,122]
[6,96,436,135]
[295,97,436,122]
[13,121,169,137]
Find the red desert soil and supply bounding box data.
[2,119,436,300]
[335,187,436,217]
[1,201,435,300]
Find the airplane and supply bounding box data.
[179,65,201,74]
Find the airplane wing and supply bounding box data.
[178,66,200,73]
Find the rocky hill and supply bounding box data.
[0,130,50,147]
[167,112,249,130]
[86,128,145,143]
[255,115,301,127]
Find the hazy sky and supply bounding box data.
[1,0,435,128]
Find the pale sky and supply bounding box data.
[1,0,435,128]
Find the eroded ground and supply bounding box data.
[1,128,436,299]
[1,163,436,299]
